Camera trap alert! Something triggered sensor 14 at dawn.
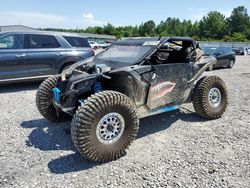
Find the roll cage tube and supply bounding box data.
[139,38,169,66]
[139,38,197,66]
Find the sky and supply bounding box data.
[0,0,249,29]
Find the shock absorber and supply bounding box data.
[79,82,103,106]
[94,82,103,93]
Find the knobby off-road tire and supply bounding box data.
[192,76,228,119]
[71,91,139,163]
[36,76,72,123]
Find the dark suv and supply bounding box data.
[0,31,94,83]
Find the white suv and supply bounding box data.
[88,41,99,50]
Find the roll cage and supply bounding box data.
[138,37,199,65]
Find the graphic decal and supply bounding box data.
[150,81,176,100]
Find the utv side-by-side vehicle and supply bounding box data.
[36,37,228,162]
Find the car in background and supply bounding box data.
[0,31,94,84]
[97,41,111,49]
[202,46,236,71]
[105,40,113,44]
[232,47,246,55]
[88,41,99,50]
[245,47,250,55]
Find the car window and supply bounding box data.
[215,47,224,54]
[221,47,227,53]
[0,34,24,49]
[89,41,94,44]
[202,47,217,55]
[28,34,60,48]
[224,47,231,53]
[63,36,90,48]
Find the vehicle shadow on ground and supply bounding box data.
[21,119,73,151]
[137,109,205,138]
[0,82,41,94]
[21,108,205,174]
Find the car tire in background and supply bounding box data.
[207,64,214,71]
[228,60,235,68]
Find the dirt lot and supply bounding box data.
[0,56,249,188]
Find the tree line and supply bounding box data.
[44,6,250,41]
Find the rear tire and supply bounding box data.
[192,76,228,119]
[61,63,73,73]
[36,76,72,123]
[228,60,235,68]
[71,91,139,162]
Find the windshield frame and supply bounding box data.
[94,37,195,65]
[94,43,159,65]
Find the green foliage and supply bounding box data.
[43,6,250,41]
[199,11,226,39]
[139,20,156,36]
[226,6,250,36]
[231,32,247,42]
[222,33,247,42]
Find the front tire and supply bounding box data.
[192,76,228,119]
[71,91,139,162]
[36,76,72,123]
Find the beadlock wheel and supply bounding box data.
[71,91,139,162]
[192,76,228,119]
[208,87,222,108]
[96,112,125,145]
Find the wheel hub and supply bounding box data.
[96,112,125,145]
[208,87,221,108]
[230,61,234,67]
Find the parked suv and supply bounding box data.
[0,31,94,83]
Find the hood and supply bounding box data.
[61,57,94,75]
[93,58,135,70]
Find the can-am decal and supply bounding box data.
[150,81,176,100]
[143,41,160,46]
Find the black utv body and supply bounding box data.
[36,37,228,162]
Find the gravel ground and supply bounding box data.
[0,56,249,188]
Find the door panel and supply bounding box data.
[27,48,65,76]
[214,48,225,67]
[142,63,194,110]
[216,54,226,67]
[223,53,231,66]
[0,49,28,80]
[26,34,65,77]
[0,34,28,80]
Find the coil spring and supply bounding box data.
[94,82,102,93]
